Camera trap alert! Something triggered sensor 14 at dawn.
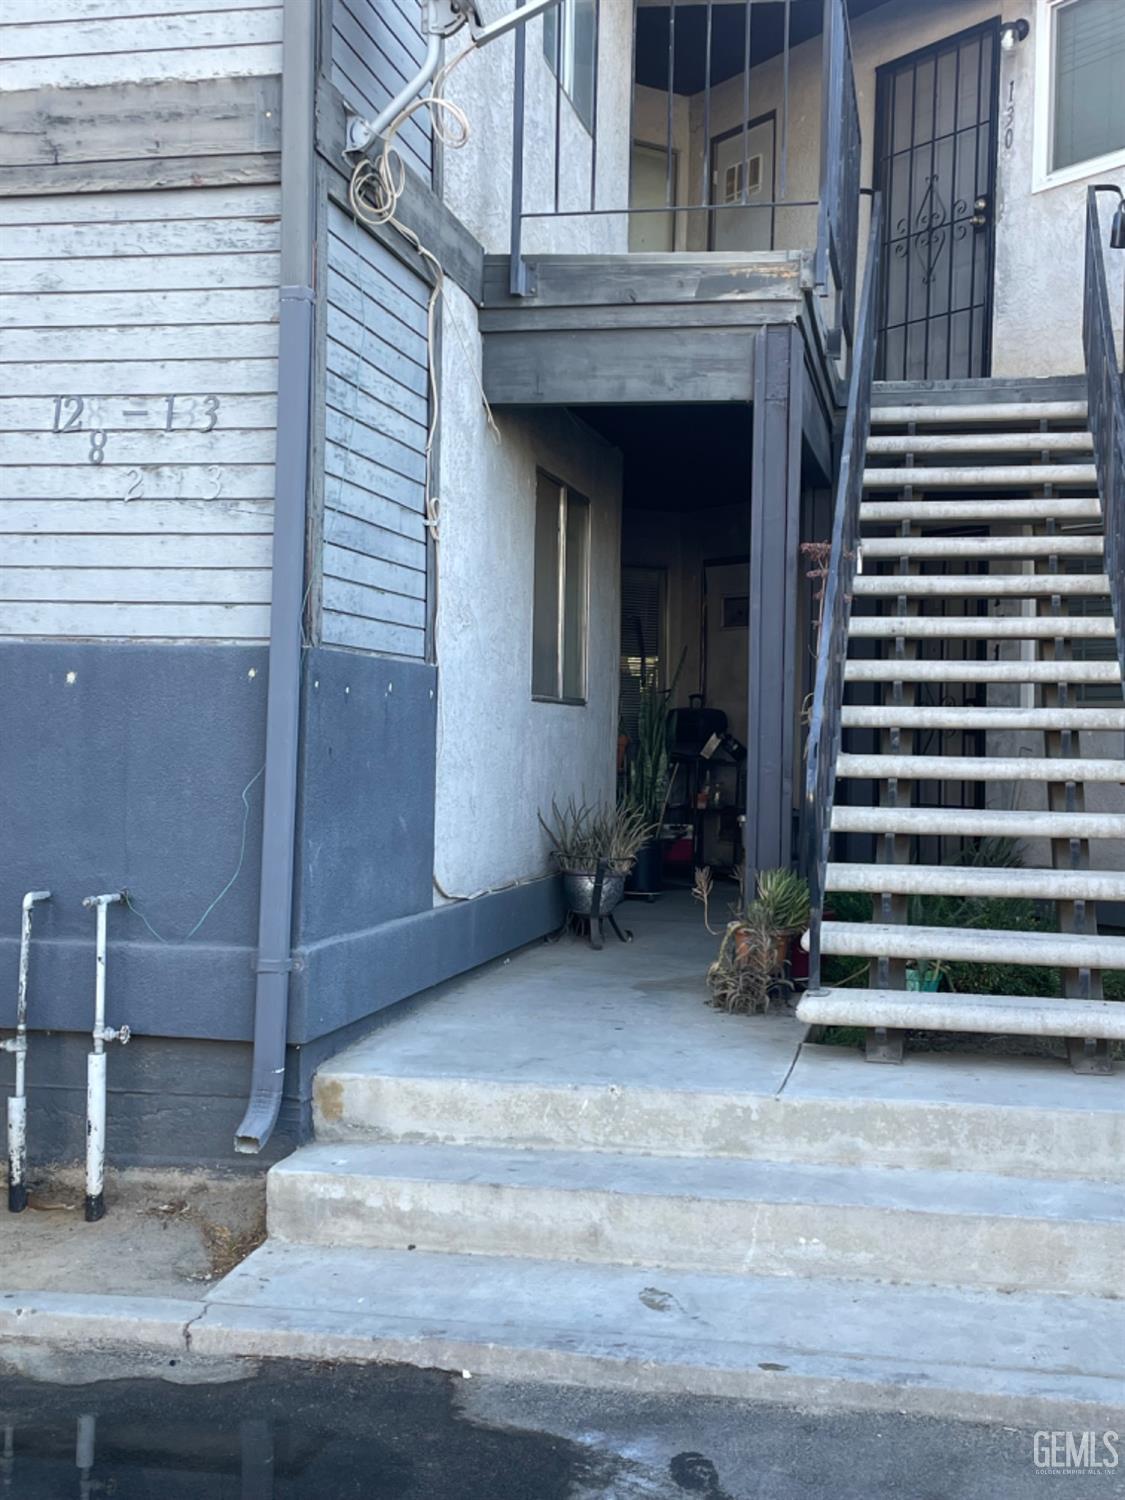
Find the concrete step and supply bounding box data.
[848,614,1116,640]
[853,572,1109,597]
[798,988,1125,1044]
[815,921,1125,971]
[830,805,1125,840]
[843,658,1121,685]
[863,463,1097,489]
[871,401,1088,426]
[315,1035,1125,1182]
[202,1241,1125,1422]
[859,496,1102,524]
[826,862,1125,903]
[266,1141,1124,1296]
[835,753,1125,783]
[840,704,1125,730]
[859,535,1103,559]
[867,432,1094,455]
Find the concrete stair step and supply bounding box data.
[830,805,1125,840]
[826,862,1125,903]
[843,658,1121,685]
[848,614,1116,640]
[859,535,1103,559]
[202,1240,1125,1421]
[835,753,1125,783]
[859,496,1102,524]
[863,463,1097,489]
[867,432,1093,455]
[815,921,1125,971]
[871,401,1088,426]
[797,988,1125,1044]
[840,704,1125,730]
[853,572,1109,597]
[314,1041,1125,1182]
[266,1141,1124,1296]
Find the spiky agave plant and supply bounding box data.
[539,799,654,874]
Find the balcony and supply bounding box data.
[483,0,869,410]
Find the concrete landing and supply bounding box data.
[315,896,1125,1180]
[194,1241,1125,1427]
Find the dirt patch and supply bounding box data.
[0,1167,266,1297]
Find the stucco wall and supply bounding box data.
[432,282,623,899]
[668,0,1123,377]
[441,0,633,255]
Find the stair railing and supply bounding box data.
[803,192,883,992]
[1083,186,1125,681]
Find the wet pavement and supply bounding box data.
[0,1353,1121,1498]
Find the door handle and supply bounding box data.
[971,195,990,228]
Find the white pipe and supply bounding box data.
[76,1414,95,1500]
[4,890,49,1214]
[80,894,128,1222]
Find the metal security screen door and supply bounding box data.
[874,21,1001,381]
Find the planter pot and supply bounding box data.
[562,870,626,917]
[732,926,794,971]
[627,840,664,895]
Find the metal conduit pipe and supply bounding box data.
[234,0,317,1154]
[4,890,50,1213]
[81,893,129,1222]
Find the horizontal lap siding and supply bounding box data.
[330,0,433,182]
[0,185,281,642]
[322,204,429,659]
[0,1,283,88]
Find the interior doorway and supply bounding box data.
[873,20,1000,380]
[708,113,776,252]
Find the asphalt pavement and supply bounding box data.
[0,1350,1121,1498]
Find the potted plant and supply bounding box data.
[539,799,654,917]
[707,868,810,1015]
[624,652,685,895]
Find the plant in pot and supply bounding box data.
[707,868,810,1015]
[539,799,654,919]
[624,654,684,895]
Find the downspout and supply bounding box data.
[235,0,317,1152]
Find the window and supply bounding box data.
[532,472,590,702]
[543,0,596,133]
[619,566,665,741]
[1035,0,1125,189]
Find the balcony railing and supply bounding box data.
[509,0,863,358]
[1083,187,1125,682]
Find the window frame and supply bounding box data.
[531,470,591,706]
[1033,0,1125,193]
[543,0,597,136]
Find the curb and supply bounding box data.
[2,1291,1123,1430]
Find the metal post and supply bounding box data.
[81,893,128,1221]
[76,1415,95,1500]
[747,325,804,876]
[4,890,49,1213]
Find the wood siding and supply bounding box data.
[330,0,433,182]
[0,185,281,642]
[0,1,283,90]
[322,202,429,658]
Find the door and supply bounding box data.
[874,21,1000,381]
[702,560,749,738]
[709,114,776,252]
[629,142,677,252]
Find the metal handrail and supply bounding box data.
[803,192,883,992]
[1083,186,1125,680]
[815,0,861,355]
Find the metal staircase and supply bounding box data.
[798,190,1125,1072]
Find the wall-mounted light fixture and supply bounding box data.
[1000,18,1030,51]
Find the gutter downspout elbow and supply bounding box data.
[235,0,317,1154]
